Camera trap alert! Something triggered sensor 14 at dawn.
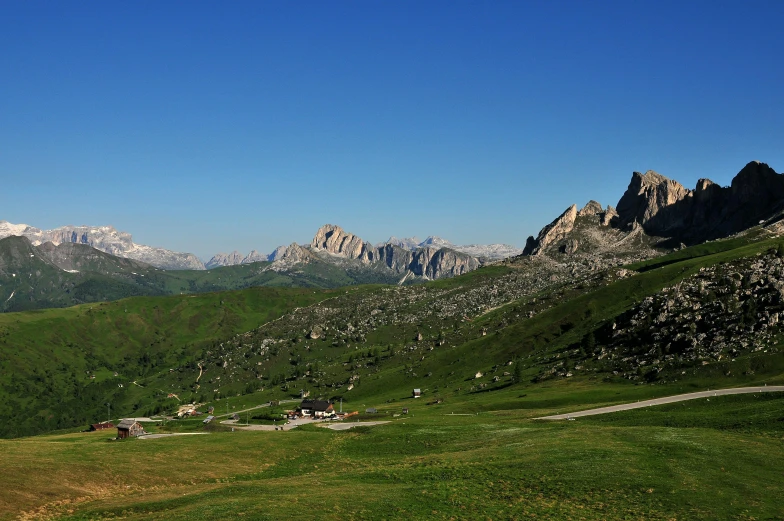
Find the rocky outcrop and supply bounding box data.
[308,224,480,280]
[615,161,784,242]
[266,246,289,262]
[615,171,691,234]
[206,251,245,269]
[410,247,480,279]
[382,235,521,260]
[523,204,578,256]
[243,250,268,264]
[578,200,604,217]
[0,222,205,270]
[384,236,421,250]
[205,249,278,268]
[268,243,313,271]
[311,224,374,262]
[600,206,618,226]
[524,161,784,261]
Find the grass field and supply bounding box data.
[3,384,783,520]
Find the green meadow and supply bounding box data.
[3,385,783,520]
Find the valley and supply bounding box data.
[3,163,784,519]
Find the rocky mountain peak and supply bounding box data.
[615,170,690,233]
[205,251,245,269]
[578,200,604,217]
[419,236,453,248]
[523,204,578,256]
[266,245,289,262]
[311,224,372,262]
[612,161,784,242]
[384,236,421,250]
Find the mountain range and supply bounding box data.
[381,236,522,259]
[0,221,519,271]
[0,223,483,312]
[0,222,204,270]
[3,160,784,314]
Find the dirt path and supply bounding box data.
[536,386,784,420]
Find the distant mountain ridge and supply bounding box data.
[381,235,522,260]
[0,222,203,270]
[309,224,480,280]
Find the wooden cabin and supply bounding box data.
[89,422,114,431]
[116,419,146,439]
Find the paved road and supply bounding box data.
[138,432,209,440]
[536,386,784,420]
[323,421,391,431]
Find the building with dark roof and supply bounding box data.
[298,399,335,418]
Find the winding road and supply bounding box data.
[536,386,784,420]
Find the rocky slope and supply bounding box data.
[600,247,784,382]
[0,222,204,270]
[523,201,661,263]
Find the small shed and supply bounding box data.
[116,419,146,439]
[90,422,114,431]
[413,389,421,398]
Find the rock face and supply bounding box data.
[600,206,618,226]
[205,249,278,269]
[266,246,289,262]
[615,161,784,242]
[311,224,374,262]
[384,236,421,250]
[381,235,522,260]
[308,224,480,280]
[410,246,478,279]
[578,200,604,217]
[0,222,204,270]
[524,161,784,259]
[615,170,692,234]
[523,204,578,256]
[206,251,246,269]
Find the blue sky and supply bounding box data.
[2,1,783,260]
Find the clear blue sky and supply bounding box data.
[2,1,783,260]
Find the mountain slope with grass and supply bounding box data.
[3,227,784,439]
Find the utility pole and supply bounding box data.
[340,398,343,413]
[107,403,111,423]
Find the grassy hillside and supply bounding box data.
[3,233,784,518]
[0,286,339,437]
[0,236,404,313]
[2,388,783,520]
[4,232,784,441]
